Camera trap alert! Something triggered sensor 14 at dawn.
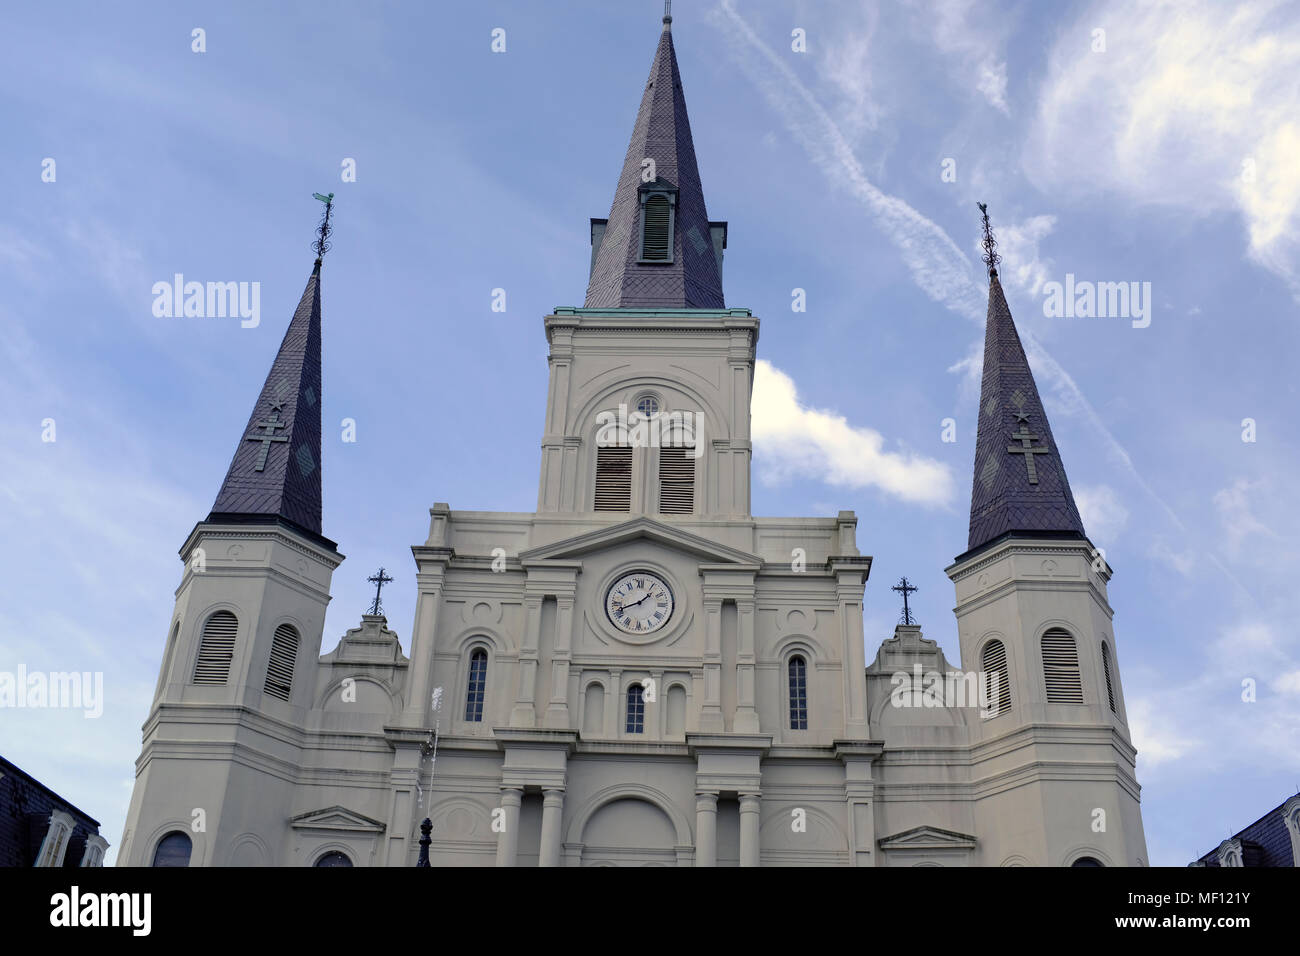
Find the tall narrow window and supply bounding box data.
[981,639,1012,716]
[788,656,808,730]
[640,194,672,261]
[1101,642,1117,713]
[151,831,192,868]
[263,623,300,701]
[465,649,487,722]
[1042,628,1084,703]
[658,447,695,514]
[626,683,645,734]
[193,610,237,685]
[594,445,633,511]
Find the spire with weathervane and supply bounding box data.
[584,1,725,309]
[207,194,335,547]
[964,203,1086,556]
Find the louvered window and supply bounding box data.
[1101,642,1117,712]
[981,639,1011,716]
[1042,628,1084,703]
[788,655,808,730]
[465,649,487,722]
[594,445,633,511]
[626,683,645,734]
[658,447,695,514]
[263,623,299,701]
[640,194,671,261]
[193,610,237,684]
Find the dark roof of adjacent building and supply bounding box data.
[0,754,101,867]
[208,260,332,549]
[1194,794,1299,867]
[963,272,1087,556]
[583,17,725,310]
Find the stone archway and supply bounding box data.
[579,797,678,866]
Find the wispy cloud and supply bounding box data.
[752,360,955,505]
[1024,0,1300,296]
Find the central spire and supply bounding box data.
[583,12,725,309]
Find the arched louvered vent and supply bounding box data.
[641,194,671,261]
[594,445,633,511]
[1042,628,1084,703]
[981,639,1012,716]
[263,623,300,701]
[1101,641,1117,712]
[193,611,237,684]
[658,447,695,514]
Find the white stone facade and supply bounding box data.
[119,303,1147,866]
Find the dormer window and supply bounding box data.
[638,187,676,263]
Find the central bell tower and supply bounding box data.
[536,11,757,520]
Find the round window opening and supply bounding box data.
[636,396,660,417]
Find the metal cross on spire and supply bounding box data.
[311,192,335,264]
[891,576,919,626]
[978,201,1000,277]
[367,567,393,616]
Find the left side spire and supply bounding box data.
[207,195,333,546]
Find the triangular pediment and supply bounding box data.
[290,805,386,833]
[878,825,977,851]
[520,516,759,566]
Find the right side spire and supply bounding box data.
[965,204,1087,555]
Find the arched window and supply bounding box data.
[639,194,672,261]
[193,610,237,684]
[1042,628,1084,703]
[1071,856,1104,867]
[658,447,695,514]
[35,811,74,867]
[263,623,300,701]
[594,445,633,511]
[151,831,192,867]
[981,639,1012,716]
[314,851,353,867]
[626,683,645,734]
[788,656,808,730]
[1100,641,1117,712]
[464,649,487,722]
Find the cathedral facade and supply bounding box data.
[119,14,1147,867]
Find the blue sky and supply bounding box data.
[2,0,1297,867]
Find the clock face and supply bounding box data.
[606,571,674,635]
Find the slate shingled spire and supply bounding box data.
[583,12,724,309]
[966,264,1087,554]
[208,259,328,546]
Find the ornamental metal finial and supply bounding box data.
[978,202,1000,277]
[367,566,393,616]
[891,576,919,626]
[311,191,335,263]
[663,0,672,26]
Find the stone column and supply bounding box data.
[539,788,565,867]
[700,599,724,731]
[495,787,523,867]
[739,792,762,867]
[511,596,543,726]
[734,597,759,733]
[695,792,718,867]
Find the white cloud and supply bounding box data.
[986,214,1057,295]
[921,0,1012,113]
[1075,483,1130,547]
[1213,477,1277,556]
[751,360,955,506]
[1025,0,1300,295]
[1127,696,1200,768]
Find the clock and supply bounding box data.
[606,571,674,635]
